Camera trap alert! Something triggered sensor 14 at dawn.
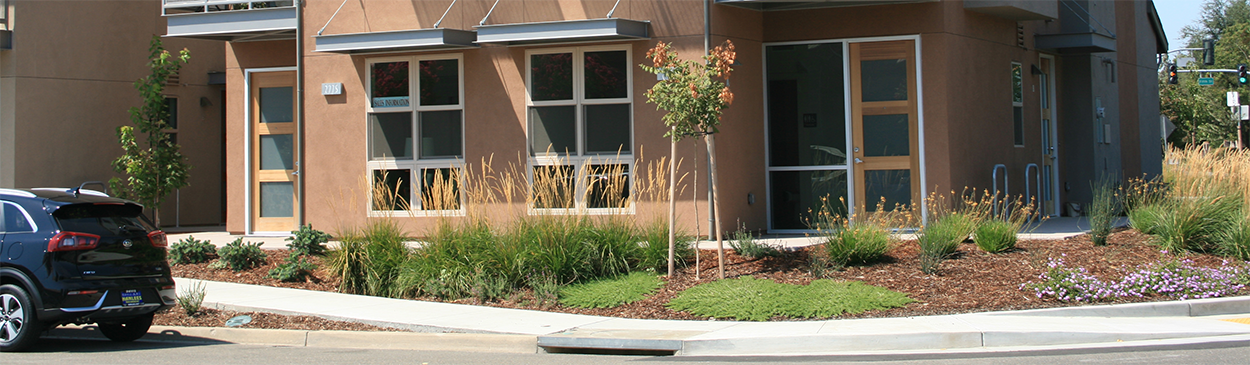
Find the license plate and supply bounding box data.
[121,290,144,307]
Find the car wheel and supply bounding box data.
[0,284,46,352]
[97,312,153,342]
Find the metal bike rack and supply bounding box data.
[1024,163,1041,221]
[992,164,1008,218]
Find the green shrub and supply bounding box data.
[215,238,266,271]
[560,272,665,308]
[1151,195,1240,253]
[1088,177,1121,246]
[918,213,974,274]
[666,277,913,321]
[168,236,217,265]
[974,220,1017,253]
[267,254,317,282]
[1218,213,1250,260]
[286,224,332,257]
[1128,204,1165,235]
[730,229,781,259]
[824,223,892,266]
[326,231,368,295]
[176,281,206,316]
[638,219,694,272]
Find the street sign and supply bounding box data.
[1229,91,1241,107]
[1242,105,1249,121]
[1199,77,1215,85]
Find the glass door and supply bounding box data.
[765,43,848,231]
[850,40,919,214]
[1040,56,1059,216]
[250,71,298,232]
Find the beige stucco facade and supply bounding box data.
[176,0,1164,235]
[1,0,227,226]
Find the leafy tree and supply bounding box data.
[1165,0,1250,147]
[640,40,736,279]
[110,37,191,227]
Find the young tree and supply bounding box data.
[640,40,735,279]
[110,37,191,227]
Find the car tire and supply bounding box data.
[0,284,46,352]
[97,312,153,342]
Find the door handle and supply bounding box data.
[854,158,864,164]
[291,171,299,176]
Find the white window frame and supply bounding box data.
[1012,61,1025,147]
[525,45,634,214]
[365,54,466,217]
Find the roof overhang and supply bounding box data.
[475,18,648,45]
[1035,32,1117,54]
[164,7,296,42]
[315,28,478,54]
[714,0,938,11]
[1147,0,1168,53]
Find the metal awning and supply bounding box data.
[475,18,648,45]
[715,0,937,11]
[315,29,478,54]
[164,7,297,42]
[1035,32,1116,54]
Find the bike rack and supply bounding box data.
[1024,163,1040,221]
[992,164,1008,218]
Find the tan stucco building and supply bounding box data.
[0,0,227,226]
[160,0,1166,235]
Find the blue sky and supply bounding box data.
[1154,0,1205,49]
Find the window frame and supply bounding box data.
[365,54,466,216]
[1,200,38,233]
[525,45,634,214]
[1011,62,1024,147]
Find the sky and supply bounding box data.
[1153,0,1205,49]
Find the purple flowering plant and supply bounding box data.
[1022,253,1250,302]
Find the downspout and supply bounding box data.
[296,0,306,227]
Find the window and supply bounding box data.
[527,47,632,211]
[367,55,464,214]
[1011,62,1024,147]
[1,201,36,233]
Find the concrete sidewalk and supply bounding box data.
[174,277,1250,356]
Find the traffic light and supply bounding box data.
[1203,39,1216,65]
[1239,64,1248,85]
[1168,63,1178,84]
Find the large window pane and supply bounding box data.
[372,169,411,211]
[371,61,410,107]
[369,112,413,160]
[766,43,846,167]
[533,165,574,209]
[421,168,460,210]
[861,59,907,102]
[530,106,576,155]
[419,110,462,159]
[864,169,911,212]
[165,97,179,129]
[586,164,629,208]
[769,170,848,230]
[260,134,294,170]
[260,87,293,123]
[862,114,910,157]
[419,59,459,106]
[531,53,573,101]
[259,182,294,218]
[584,50,628,99]
[584,104,631,154]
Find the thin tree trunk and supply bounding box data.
[153,207,161,228]
[667,128,678,278]
[705,133,725,279]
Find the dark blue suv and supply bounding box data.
[1,185,175,351]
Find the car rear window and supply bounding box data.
[53,203,155,236]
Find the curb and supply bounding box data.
[977,296,1250,318]
[45,325,539,353]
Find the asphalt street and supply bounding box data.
[6,337,1250,365]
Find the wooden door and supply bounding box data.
[250,72,298,232]
[850,41,920,214]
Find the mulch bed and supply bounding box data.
[166,229,1248,329]
[154,308,402,332]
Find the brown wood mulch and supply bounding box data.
[162,229,1248,330]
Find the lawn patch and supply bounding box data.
[560,272,666,308]
[666,276,913,321]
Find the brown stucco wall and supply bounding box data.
[224,40,296,233]
[1,0,225,226]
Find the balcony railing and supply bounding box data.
[163,0,297,42]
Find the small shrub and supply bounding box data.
[327,231,369,295]
[176,281,207,316]
[666,277,913,321]
[1218,214,1250,260]
[638,219,694,272]
[1088,177,1120,246]
[526,274,561,309]
[560,272,665,308]
[974,220,1017,253]
[1150,195,1240,253]
[266,254,317,282]
[215,238,267,271]
[729,229,781,259]
[168,236,217,265]
[810,196,906,268]
[1128,204,1165,235]
[824,223,892,266]
[918,213,975,274]
[468,270,511,303]
[286,224,332,257]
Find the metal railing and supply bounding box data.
[162,0,293,15]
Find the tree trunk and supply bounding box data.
[667,129,678,278]
[153,207,161,229]
[705,133,725,279]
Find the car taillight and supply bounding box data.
[148,231,168,248]
[48,232,101,252]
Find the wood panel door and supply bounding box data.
[850,40,920,214]
[250,72,298,232]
